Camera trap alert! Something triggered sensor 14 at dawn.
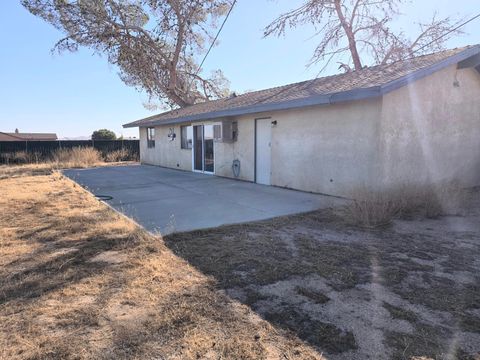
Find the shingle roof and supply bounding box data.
[124,45,480,128]
[0,132,58,141]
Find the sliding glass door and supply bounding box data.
[193,125,203,171]
[193,124,214,174]
[203,125,214,173]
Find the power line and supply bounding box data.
[195,0,237,76]
[411,12,480,56]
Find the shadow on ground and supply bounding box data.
[164,204,480,360]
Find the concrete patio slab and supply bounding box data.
[63,165,342,235]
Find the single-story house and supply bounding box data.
[0,131,58,141]
[123,45,480,197]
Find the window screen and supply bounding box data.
[181,125,193,149]
[213,124,222,140]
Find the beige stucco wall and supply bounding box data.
[140,119,255,181]
[139,125,191,171]
[139,98,382,195]
[214,118,255,181]
[379,65,480,188]
[269,99,382,195]
[138,64,480,196]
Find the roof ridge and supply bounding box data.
[0,131,23,140]
[125,44,480,128]
[364,45,474,71]
[187,46,476,105]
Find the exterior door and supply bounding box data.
[255,118,272,185]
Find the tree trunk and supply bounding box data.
[334,0,362,70]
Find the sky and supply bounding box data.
[0,1,479,139]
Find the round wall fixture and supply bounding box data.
[232,159,241,177]
[168,128,176,141]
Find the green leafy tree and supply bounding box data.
[92,129,117,140]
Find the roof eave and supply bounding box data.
[123,86,382,128]
[380,45,480,94]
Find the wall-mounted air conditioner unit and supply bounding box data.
[214,119,238,143]
[223,119,238,142]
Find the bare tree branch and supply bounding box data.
[265,0,466,72]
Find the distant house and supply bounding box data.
[123,45,480,197]
[0,130,58,141]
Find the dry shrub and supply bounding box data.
[11,151,29,164]
[104,148,131,162]
[410,182,468,219]
[51,147,102,168]
[1,151,47,165]
[1,146,137,166]
[341,182,468,228]
[1,151,30,165]
[340,187,404,228]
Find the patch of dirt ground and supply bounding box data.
[0,170,323,359]
[165,188,480,360]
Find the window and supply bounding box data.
[213,124,222,140]
[181,125,193,149]
[147,127,155,148]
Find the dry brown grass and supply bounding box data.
[0,147,101,172]
[0,171,323,359]
[0,164,55,180]
[0,147,139,180]
[340,182,469,228]
[1,147,139,167]
[51,147,102,168]
[104,148,133,162]
[0,151,28,164]
[0,151,47,165]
